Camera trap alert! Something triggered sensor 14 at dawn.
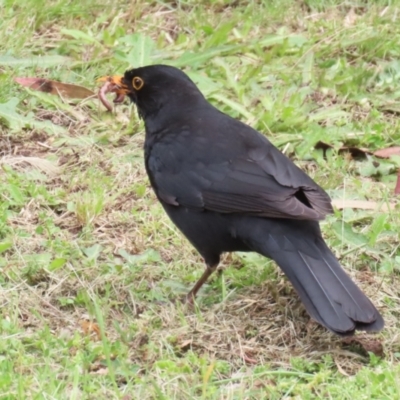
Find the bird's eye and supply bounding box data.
[132,77,144,90]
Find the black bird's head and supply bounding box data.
[107,65,206,121]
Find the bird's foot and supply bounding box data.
[185,292,196,306]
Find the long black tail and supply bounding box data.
[239,218,384,335]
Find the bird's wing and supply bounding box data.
[201,157,332,220]
[147,129,333,220]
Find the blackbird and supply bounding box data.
[106,64,384,335]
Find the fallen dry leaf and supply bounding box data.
[253,380,268,389]
[373,146,400,195]
[342,336,384,357]
[395,170,400,195]
[314,141,371,159]
[344,8,357,27]
[0,156,60,177]
[315,142,400,195]
[334,359,350,377]
[15,77,95,99]
[80,320,102,341]
[332,199,396,211]
[242,352,258,365]
[374,146,400,158]
[91,366,109,375]
[179,339,193,351]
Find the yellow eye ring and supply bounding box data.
[132,77,144,90]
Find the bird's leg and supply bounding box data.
[186,262,218,304]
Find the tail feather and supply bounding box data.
[242,220,384,335]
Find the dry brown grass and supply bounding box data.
[2,1,400,397]
[1,113,397,380]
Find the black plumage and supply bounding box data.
[119,64,383,335]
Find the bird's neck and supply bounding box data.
[141,96,209,136]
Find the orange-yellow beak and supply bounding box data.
[97,75,129,111]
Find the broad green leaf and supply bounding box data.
[212,58,241,98]
[302,51,314,85]
[61,29,100,45]
[332,222,368,246]
[24,253,52,265]
[0,98,65,133]
[260,34,308,47]
[204,22,235,48]
[210,93,254,120]
[24,89,87,122]
[368,214,388,246]
[359,159,395,178]
[7,184,25,204]
[48,258,67,271]
[119,33,156,67]
[186,71,222,95]
[172,44,244,67]
[0,55,71,68]
[171,35,307,68]
[340,30,376,48]
[82,244,103,260]
[297,127,326,158]
[118,248,161,265]
[0,242,12,254]
[309,107,349,122]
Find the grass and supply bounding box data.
[1,0,400,398]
